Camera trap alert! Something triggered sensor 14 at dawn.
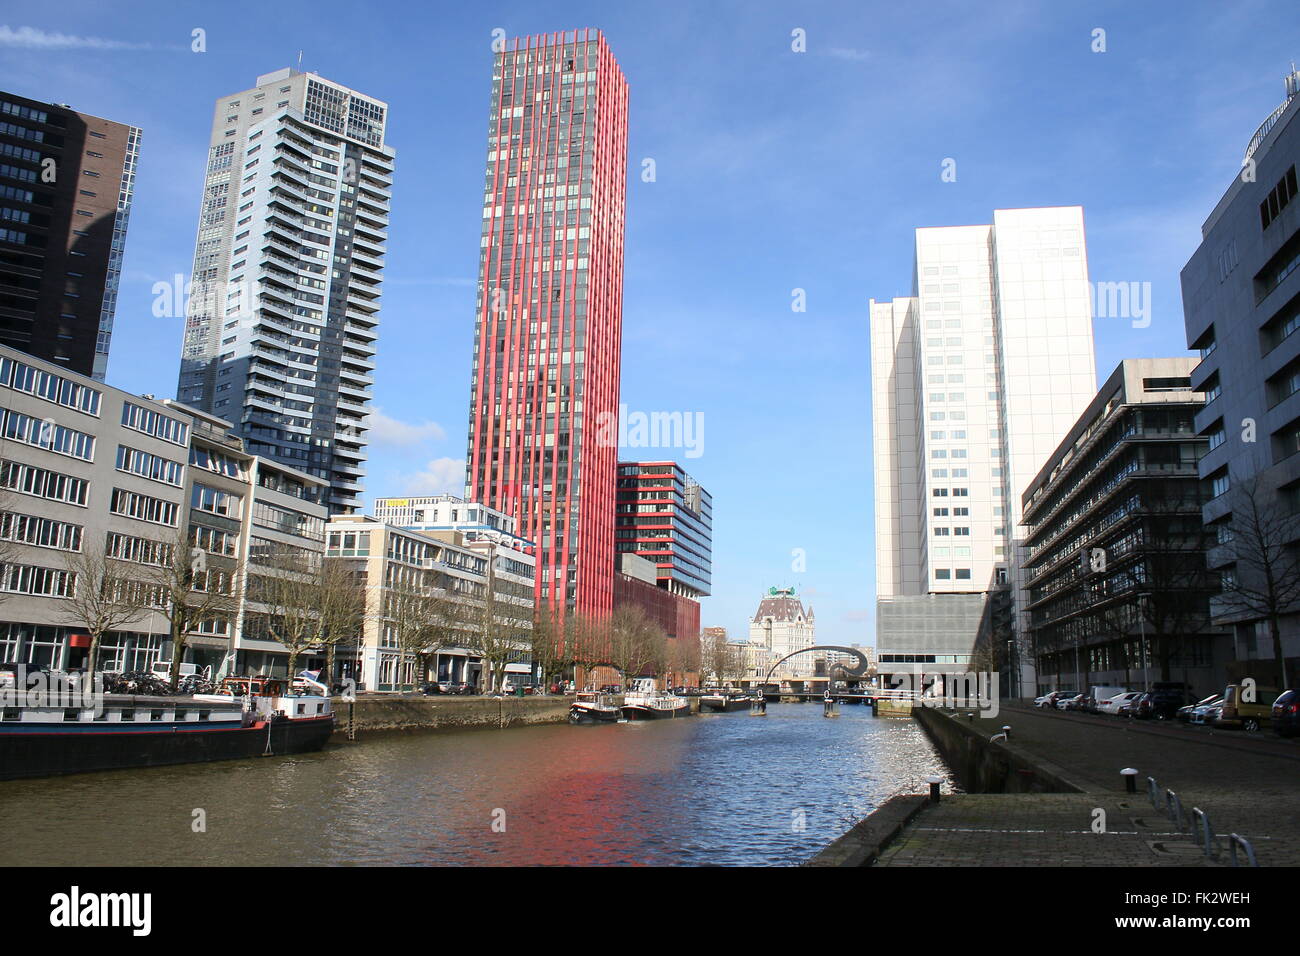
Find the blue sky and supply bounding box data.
[2,0,1295,645]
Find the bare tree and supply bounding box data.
[468,546,532,694]
[1219,477,1300,685]
[246,543,321,681]
[142,529,242,689]
[566,611,610,689]
[699,629,730,687]
[528,608,572,693]
[58,541,156,676]
[606,605,666,688]
[384,569,468,690]
[316,557,367,690]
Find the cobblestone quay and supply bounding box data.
[820,702,1298,867]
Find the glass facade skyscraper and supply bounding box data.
[465,30,629,619]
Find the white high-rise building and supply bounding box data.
[871,207,1098,695]
[176,68,394,514]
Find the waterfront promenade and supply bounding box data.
[867,703,1298,867]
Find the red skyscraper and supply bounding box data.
[466,29,629,620]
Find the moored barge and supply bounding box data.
[0,675,333,781]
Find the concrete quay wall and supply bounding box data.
[337,695,571,734]
[914,705,1085,793]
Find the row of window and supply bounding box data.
[0,562,75,598]
[0,512,83,552]
[0,356,102,416]
[0,408,95,461]
[105,531,175,567]
[0,460,88,506]
[116,445,184,487]
[110,488,179,527]
[121,402,189,447]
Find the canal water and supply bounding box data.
[0,703,954,866]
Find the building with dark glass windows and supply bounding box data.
[0,91,139,380]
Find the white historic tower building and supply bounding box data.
[749,587,816,678]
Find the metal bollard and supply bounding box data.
[1120,767,1138,793]
[1228,833,1259,867]
[1191,807,1214,859]
[1165,789,1185,831]
[1002,725,1011,739]
[1147,776,1160,811]
[926,775,943,804]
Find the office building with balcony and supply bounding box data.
[0,91,140,380]
[871,207,1099,694]
[325,514,535,691]
[1182,70,1300,686]
[615,461,712,598]
[1020,359,1227,698]
[464,30,629,621]
[175,69,394,514]
[0,343,328,677]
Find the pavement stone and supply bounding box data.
[873,703,1298,866]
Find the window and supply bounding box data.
[0,563,74,598]
[1210,469,1231,499]
[955,569,971,580]
[105,532,175,567]
[121,402,189,446]
[0,460,88,506]
[0,355,101,414]
[0,409,94,461]
[111,488,180,527]
[1259,164,1298,230]
[116,446,184,486]
[192,483,241,518]
[934,569,951,580]
[0,513,82,552]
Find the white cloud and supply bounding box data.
[403,457,465,496]
[0,25,152,50]
[367,409,446,446]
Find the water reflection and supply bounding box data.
[0,704,954,866]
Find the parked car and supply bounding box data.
[1035,691,1073,709]
[1116,693,1147,717]
[1271,689,1298,738]
[1189,696,1224,725]
[1144,683,1190,720]
[1178,693,1220,722]
[1085,685,1129,714]
[1099,692,1142,716]
[1129,692,1155,719]
[1215,683,1280,731]
[419,682,442,696]
[1056,694,1087,711]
